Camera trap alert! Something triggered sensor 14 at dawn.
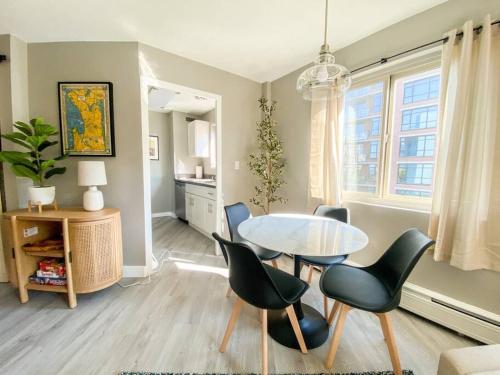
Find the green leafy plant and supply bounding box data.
[0,118,66,187]
[248,97,287,214]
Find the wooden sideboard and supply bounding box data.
[1,207,123,308]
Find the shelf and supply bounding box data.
[25,283,67,293]
[23,249,64,258]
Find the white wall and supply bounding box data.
[270,0,500,313]
[149,111,174,214]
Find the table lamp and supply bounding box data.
[78,161,107,211]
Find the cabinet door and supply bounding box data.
[188,194,203,228]
[188,121,209,158]
[203,199,216,234]
[186,193,194,222]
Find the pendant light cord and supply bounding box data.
[323,0,329,45]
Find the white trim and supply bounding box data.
[344,260,499,344]
[151,211,177,219]
[140,76,223,274]
[122,266,148,278]
[401,282,500,344]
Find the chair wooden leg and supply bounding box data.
[261,309,268,375]
[271,259,279,269]
[225,285,232,298]
[219,297,244,353]
[325,304,350,369]
[306,265,314,284]
[323,295,329,319]
[327,300,341,326]
[378,312,402,375]
[285,305,308,354]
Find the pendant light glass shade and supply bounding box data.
[297,1,351,100]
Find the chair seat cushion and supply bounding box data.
[301,255,347,267]
[264,264,309,305]
[320,264,396,312]
[241,240,282,261]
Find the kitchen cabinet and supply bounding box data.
[185,184,216,236]
[188,120,210,158]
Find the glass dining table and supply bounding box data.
[238,213,369,350]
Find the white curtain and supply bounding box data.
[429,15,500,271]
[307,89,343,210]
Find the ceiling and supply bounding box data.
[149,88,216,115]
[0,0,446,82]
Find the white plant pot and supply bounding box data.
[28,186,56,205]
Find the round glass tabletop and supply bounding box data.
[238,213,369,256]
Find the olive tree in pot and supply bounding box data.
[0,118,66,205]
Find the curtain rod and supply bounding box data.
[351,19,500,74]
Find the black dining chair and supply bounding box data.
[320,228,434,374]
[300,205,349,317]
[212,233,308,375]
[224,202,283,268]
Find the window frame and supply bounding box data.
[341,53,441,211]
[342,75,390,196]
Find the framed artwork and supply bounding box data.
[149,135,159,160]
[58,82,115,156]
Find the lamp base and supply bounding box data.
[83,186,104,211]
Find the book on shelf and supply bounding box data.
[36,270,66,279]
[29,273,67,286]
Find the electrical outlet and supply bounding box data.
[24,226,38,237]
[234,161,240,170]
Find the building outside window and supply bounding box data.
[342,81,384,193]
[341,65,441,203]
[389,69,440,198]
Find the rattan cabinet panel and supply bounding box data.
[70,215,122,293]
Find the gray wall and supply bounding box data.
[270,0,500,313]
[5,39,262,267]
[138,43,261,210]
[149,111,174,214]
[27,42,146,266]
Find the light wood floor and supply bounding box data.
[0,217,476,375]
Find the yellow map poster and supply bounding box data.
[58,82,115,156]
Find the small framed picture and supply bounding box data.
[149,135,159,160]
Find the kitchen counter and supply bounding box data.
[174,177,216,188]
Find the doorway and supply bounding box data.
[140,77,223,275]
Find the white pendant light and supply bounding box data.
[297,0,352,100]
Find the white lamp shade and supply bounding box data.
[78,161,107,186]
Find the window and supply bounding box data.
[400,135,435,157]
[369,142,378,159]
[371,118,380,135]
[395,189,431,198]
[342,65,441,203]
[401,105,438,131]
[397,163,433,185]
[403,75,440,104]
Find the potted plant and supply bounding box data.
[0,118,66,205]
[248,97,287,214]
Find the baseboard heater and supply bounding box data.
[430,297,500,328]
[400,282,500,344]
